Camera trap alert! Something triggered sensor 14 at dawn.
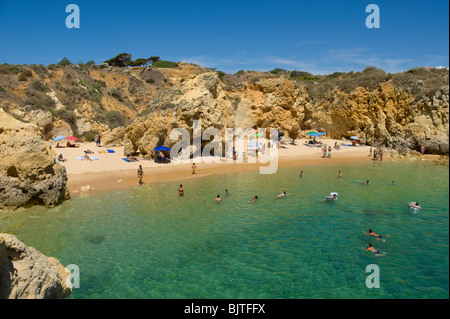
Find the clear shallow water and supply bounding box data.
[0,160,448,299]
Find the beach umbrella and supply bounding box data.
[66,136,79,141]
[306,131,317,136]
[309,133,320,137]
[350,136,360,140]
[154,146,171,151]
[53,136,66,141]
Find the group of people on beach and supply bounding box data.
[369,147,384,161]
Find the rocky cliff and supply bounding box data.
[0,233,72,299]
[1,62,448,155]
[124,70,449,156]
[0,108,69,209]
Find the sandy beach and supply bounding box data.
[52,138,378,196]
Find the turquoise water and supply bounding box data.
[0,160,448,299]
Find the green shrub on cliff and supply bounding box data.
[152,60,178,68]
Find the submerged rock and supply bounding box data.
[85,235,104,245]
[0,233,72,299]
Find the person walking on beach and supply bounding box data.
[178,184,184,196]
[369,147,373,158]
[327,146,332,158]
[373,148,378,160]
[192,163,197,174]
[322,146,327,158]
[137,165,144,185]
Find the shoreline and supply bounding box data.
[54,139,445,197]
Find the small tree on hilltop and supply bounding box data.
[104,53,133,67]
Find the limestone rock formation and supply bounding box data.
[0,233,72,299]
[123,72,308,156]
[0,108,69,209]
[124,71,449,157]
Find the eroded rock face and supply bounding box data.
[124,72,308,155]
[308,84,449,154]
[124,72,449,156]
[0,108,69,209]
[0,233,72,299]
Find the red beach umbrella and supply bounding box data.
[66,136,79,141]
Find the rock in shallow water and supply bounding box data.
[0,233,72,299]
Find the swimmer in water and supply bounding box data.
[363,229,386,242]
[300,171,304,178]
[214,195,221,203]
[363,243,386,256]
[224,189,230,196]
[392,180,396,185]
[249,195,259,203]
[409,202,422,210]
[274,191,290,199]
[338,171,343,178]
[365,180,370,185]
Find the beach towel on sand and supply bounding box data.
[107,149,115,153]
[122,158,131,162]
[98,150,106,154]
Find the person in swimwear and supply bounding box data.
[192,163,197,174]
[338,170,343,178]
[224,189,230,196]
[178,184,184,196]
[365,180,370,185]
[274,191,289,199]
[300,171,304,178]
[409,202,422,210]
[392,180,396,185]
[137,165,144,185]
[363,229,386,242]
[214,194,221,203]
[249,195,259,203]
[363,243,385,256]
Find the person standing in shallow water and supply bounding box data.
[137,165,144,185]
[178,184,184,196]
[421,145,426,155]
[191,163,197,174]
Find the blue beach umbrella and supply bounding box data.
[154,146,171,151]
[350,136,360,140]
[309,133,320,137]
[53,136,66,141]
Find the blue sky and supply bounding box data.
[0,0,448,74]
